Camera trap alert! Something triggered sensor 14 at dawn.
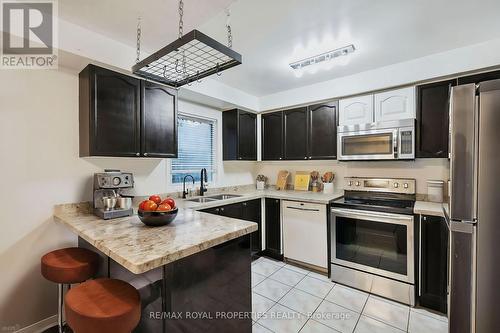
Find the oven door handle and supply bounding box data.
[330,207,412,223]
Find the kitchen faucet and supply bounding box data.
[182,175,195,199]
[200,168,208,196]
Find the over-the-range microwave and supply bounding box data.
[337,119,415,161]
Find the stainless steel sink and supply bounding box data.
[187,197,218,203]
[206,194,243,200]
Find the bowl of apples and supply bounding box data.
[138,195,178,227]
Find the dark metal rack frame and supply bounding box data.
[132,29,242,88]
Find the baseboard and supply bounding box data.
[15,315,57,333]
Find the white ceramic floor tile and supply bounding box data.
[312,300,360,333]
[408,310,448,333]
[252,272,267,287]
[284,263,312,275]
[362,296,409,331]
[354,315,405,333]
[278,288,323,315]
[295,276,335,298]
[261,257,286,267]
[410,307,448,322]
[252,292,276,320]
[253,322,273,333]
[252,260,282,277]
[269,267,306,286]
[258,303,309,333]
[253,278,292,302]
[308,271,331,282]
[299,319,339,333]
[325,284,369,313]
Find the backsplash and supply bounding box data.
[257,158,449,195]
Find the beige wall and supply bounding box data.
[257,159,449,195]
[0,68,255,331]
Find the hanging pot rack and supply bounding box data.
[132,0,242,88]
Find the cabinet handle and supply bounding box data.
[243,203,247,206]
[304,157,307,159]
[279,157,282,160]
[135,153,140,157]
[144,153,148,156]
[238,157,242,160]
[308,157,312,159]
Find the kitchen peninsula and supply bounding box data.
[54,203,258,333]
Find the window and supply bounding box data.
[171,114,216,184]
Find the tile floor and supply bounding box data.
[251,257,448,333]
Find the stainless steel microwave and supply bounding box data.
[337,119,415,161]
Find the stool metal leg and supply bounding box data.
[58,283,63,333]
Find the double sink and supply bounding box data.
[187,194,242,203]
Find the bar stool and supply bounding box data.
[41,247,99,333]
[64,278,141,333]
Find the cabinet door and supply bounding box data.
[420,215,448,313]
[261,112,283,160]
[91,66,141,156]
[238,111,257,160]
[243,199,262,253]
[339,95,374,125]
[416,80,455,158]
[374,86,416,122]
[218,202,244,219]
[283,107,308,160]
[141,81,177,158]
[308,102,338,160]
[265,198,282,259]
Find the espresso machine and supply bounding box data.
[93,170,134,219]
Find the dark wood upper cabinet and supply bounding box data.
[416,79,456,158]
[79,64,178,158]
[284,107,308,160]
[80,65,141,157]
[457,69,500,85]
[419,215,449,314]
[265,198,282,260]
[261,112,283,160]
[222,109,257,160]
[308,101,338,160]
[141,81,177,158]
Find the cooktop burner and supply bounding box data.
[332,190,416,215]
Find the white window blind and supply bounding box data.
[171,114,216,184]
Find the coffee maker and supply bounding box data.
[93,170,134,219]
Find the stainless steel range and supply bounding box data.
[330,177,416,305]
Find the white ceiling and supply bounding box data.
[60,0,500,97]
[58,0,234,53]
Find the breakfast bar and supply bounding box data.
[54,202,258,333]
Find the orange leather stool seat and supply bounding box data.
[65,278,141,333]
[41,247,99,284]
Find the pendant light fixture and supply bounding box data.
[132,0,242,88]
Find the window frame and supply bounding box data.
[168,112,218,188]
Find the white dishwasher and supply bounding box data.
[282,200,328,269]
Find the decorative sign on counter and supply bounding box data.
[276,170,289,190]
[294,171,311,191]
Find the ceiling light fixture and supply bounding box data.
[289,44,355,70]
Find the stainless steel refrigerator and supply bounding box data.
[449,79,500,333]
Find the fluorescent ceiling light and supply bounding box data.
[290,44,355,70]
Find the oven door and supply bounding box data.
[330,207,415,284]
[337,128,398,160]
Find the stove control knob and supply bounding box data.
[355,181,360,186]
[403,183,409,189]
[394,183,399,188]
[348,181,353,186]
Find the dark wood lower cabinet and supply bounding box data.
[264,198,282,260]
[419,215,449,313]
[201,199,262,254]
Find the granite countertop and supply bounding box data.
[413,200,449,217]
[54,203,258,274]
[179,188,344,210]
[54,189,343,274]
